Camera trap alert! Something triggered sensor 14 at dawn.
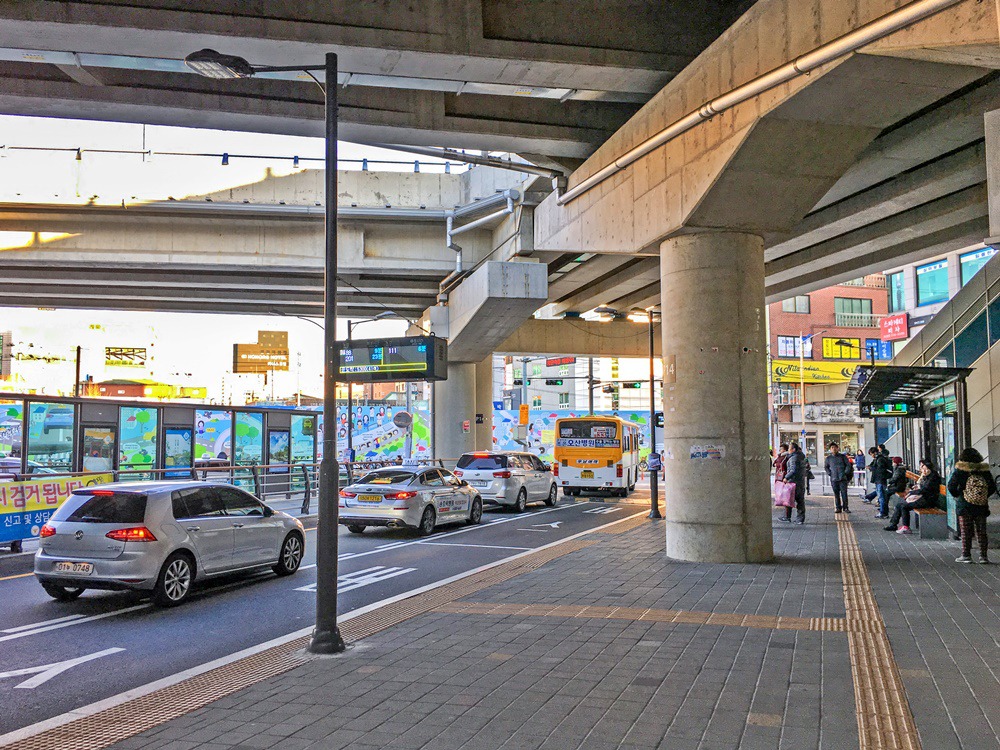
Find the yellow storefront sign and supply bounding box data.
[0,473,113,543]
[771,359,874,384]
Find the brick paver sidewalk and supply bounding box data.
[87,494,999,750]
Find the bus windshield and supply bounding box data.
[556,420,619,448]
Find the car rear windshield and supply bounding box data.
[456,455,507,470]
[357,470,415,485]
[56,492,148,524]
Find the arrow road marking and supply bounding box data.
[295,565,416,593]
[0,648,124,689]
[535,521,563,529]
[583,506,623,515]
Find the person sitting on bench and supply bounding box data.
[884,458,940,534]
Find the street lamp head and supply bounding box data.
[373,311,398,320]
[184,49,256,79]
[593,305,622,322]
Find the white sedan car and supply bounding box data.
[454,452,557,511]
[338,467,482,535]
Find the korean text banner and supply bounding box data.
[0,473,112,544]
[771,359,861,384]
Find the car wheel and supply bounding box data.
[467,497,483,525]
[347,524,366,534]
[418,506,436,536]
[545,484,557,507]
[514,488,527,513]
[273,533,304,576]
[153,552,194,607]
[41,582,85,602]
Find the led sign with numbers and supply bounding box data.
[860,402,918,417]
[338,335,447,383]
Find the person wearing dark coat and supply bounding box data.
[884,459,940,533]
[824,443,851,514]
[948,447,997,564]
[886,457,908,496]
[864,448,892,517]
[782,442,807,524]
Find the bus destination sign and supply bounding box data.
[338,335,447,383]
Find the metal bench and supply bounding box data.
[914,508,948,540]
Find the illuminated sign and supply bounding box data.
[233,331,290,374]
[880,313,909,342]
[860,402,918,417]
[337,335,447,383]
[545,356,576,367]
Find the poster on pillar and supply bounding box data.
[492,409,653,462]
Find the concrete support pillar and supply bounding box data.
[475,356,494,451]
[433,362,476,466]
[659,232,773,563]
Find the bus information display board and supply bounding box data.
[338,335,447,383]
[860,402,918,417]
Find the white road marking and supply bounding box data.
[0,605,150,644]
[295,565,416,593]
[2,614,85,634]
[0,648,125,690]
[583,506,623,514]
[0,509,646,748]
[532,522,563,529]
[418,542,531,551]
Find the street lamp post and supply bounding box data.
[798,329,826,466]
[185,49,345,654]
[628,307,662,519]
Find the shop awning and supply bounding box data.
[847,365,972,403]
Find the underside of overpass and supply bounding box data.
[2,0,1000,564]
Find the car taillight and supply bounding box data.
[105,527,157,542]
[453,470,463,477]
[386,490,417,509]
[339,489,357,498]
[616,464,623,478]
[39,524,56,538]
[493,470,512,478]
[552,462,559,476]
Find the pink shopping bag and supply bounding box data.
[773,481,795,508]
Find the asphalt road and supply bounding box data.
[0,496,646,738]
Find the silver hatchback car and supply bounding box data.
[34,481,305,607]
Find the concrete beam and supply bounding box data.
[441,261,549,363]
[549,257,659,316]
[496,319,660,358]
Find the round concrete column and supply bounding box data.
[433,362,476,467]
[659,232,773,563]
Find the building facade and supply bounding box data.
[769,275,890,464]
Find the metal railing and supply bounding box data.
[834,312,886,328]
[4,458,448,516]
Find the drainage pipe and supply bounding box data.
[557,0,964,206]
[439,190,519,302]
[371,143,565,185]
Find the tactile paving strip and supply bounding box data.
[1,536,601,750]
[433,600,868,632]
[837,516,921,750]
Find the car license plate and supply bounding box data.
[470,480,489,487]
[358,495,382,503]
[54,562,93,575]
[580,470,594,479]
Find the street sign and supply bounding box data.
[519,404,529,425]
[392,411,413,429]
[462,420,471,433]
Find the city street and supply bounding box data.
[0,498,645,738]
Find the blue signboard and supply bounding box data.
[865,339,894,361]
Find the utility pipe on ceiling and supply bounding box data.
[371,143,566,188]
[557,0,965,206]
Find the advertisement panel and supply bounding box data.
[105,347,147,367]
[0,473,112,544]
[880,313,910,342]
[771,359,863,384]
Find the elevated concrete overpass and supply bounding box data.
[2,0,999,565]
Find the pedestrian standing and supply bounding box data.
[948,448,996,564]
[854,449,866,487]
[825,443,852,514]
[863,448,891,517]
[782,442,807,525]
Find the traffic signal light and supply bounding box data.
[654,411,663,428]
[544,379,563,386]
[513,379,532,386]
[621,382,642,389]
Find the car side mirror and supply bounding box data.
[543,463,551,472]
[262,505,274,517]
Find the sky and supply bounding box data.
[0,114,435,401]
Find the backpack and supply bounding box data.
[965,473,990,506]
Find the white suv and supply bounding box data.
[455,452,557,512]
